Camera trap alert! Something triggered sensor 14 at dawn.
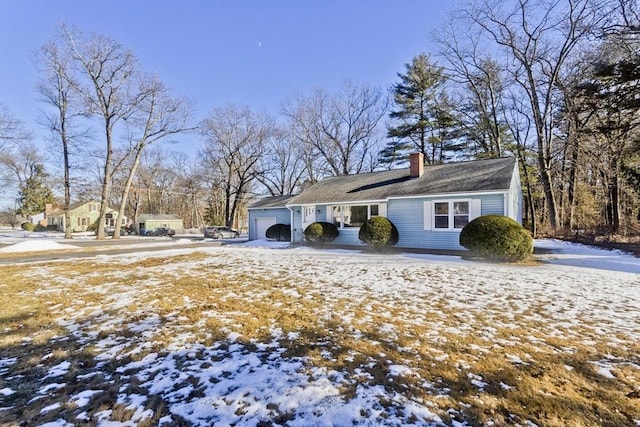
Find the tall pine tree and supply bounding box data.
[16,163,55,217]
[381,53,460,167]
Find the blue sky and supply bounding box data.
[1,0,454,156]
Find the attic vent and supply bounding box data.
[410,152,424,178]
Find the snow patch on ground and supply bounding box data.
[0,239,78,253]
[535,239,639,274]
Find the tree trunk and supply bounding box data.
[566,139,580,232]
[517,146,537,237]
[96,119,113,240]
[224,181,232,227]
[527,70,559,230]
[608,159,620,234]
[62,131,73,239]
[113,145,144,239]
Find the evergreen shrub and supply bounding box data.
[303,222,339,244]
[459,215,533,262]
[265,223,291,241]
[21,222,35,232]
[358,217,399,248]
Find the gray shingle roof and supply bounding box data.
[288,157,517,205]
[248,195,298,209]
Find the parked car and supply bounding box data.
[204,226,239,239]
[144,227,176,237]
[96,226,131,236]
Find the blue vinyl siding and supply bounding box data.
[393,199,446,250]
[316,205,327,223]
[480,194,504,216]
[332,228,364,246]
[288,193,510,249]
[248,208,291,240]
[388,194,507,251]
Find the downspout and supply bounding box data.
[503,193,508,219]
[286,205,295,243]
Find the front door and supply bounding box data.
[300,205,316,232]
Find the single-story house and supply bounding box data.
[48,201,128,233]
[136,214,183,235]
[247,154,522,251]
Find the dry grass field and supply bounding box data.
[0,243,639,426]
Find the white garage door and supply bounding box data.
[254,218,276,240]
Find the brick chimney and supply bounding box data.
[409,152,424,178]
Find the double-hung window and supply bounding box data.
[453,201,470,228]
[426,200,475,231]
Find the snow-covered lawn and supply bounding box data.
[0,239,638,426]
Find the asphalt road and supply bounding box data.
[0,236,234,265]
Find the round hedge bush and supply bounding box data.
[459,215,533,262]
[265,223,291,241]
[358,217,399,248]
[21,222,35,232]
[303,221,339,244]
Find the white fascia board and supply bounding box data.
[286,199,387,207]
[249,206,290,210]
[386,190,509,200]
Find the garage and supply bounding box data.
[247,195,296,241]
[254,218,276,240]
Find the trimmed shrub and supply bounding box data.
[265,223,291,241]
[459,215,533,262]
[358,217,399,248]
[21,222,35,232]
[303,221,339,244]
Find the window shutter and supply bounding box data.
[423,201,432,230]
[470,199,482,220]
[379,203,387,217]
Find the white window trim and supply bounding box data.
[329,203,383,229]
[425,199,480,232]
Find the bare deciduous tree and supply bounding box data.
[436,22,511,158]
[256,127,307,196]
[36,38,89,238]
[0,104,31,205]
[61,24,138,239]
[468,0,601,229]
[111,76,194,238]
[200,105,273,227]
[0,103,31,147]
[284,81,387,176]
